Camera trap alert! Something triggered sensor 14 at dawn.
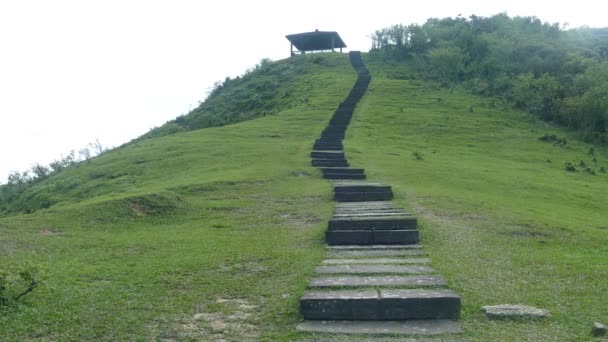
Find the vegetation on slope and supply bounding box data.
[0,53,355,340]
[342,56,608,340]
[0,55,333,215]
[2,22,608,339]
[370,14,608,142]
[139,56,329,141]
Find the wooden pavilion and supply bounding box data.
[286,30,346,56]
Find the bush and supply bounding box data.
[565,162,577,172]
[0,262,43,306]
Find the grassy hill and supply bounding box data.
[1,52,607,341]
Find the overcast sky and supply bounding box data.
[1,0,606,183]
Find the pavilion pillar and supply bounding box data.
[331,37,335,52]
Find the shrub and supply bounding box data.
[565,162,577,172]
[0,262,43,306]
[412,151,424,160]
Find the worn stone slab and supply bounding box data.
[327,245,423,250]
[315,265,434,274]
[327,230,373,245]
[322,258,431,265]
[329,217,417,230]
[336,201,398,206]
[300,289,460,320]
[310,275,447,288]
[332,212,411,218]
[374,230,420,245]
[335,192,394,202]
[301,290,378,320]
[335,207,401,211]
[312,160,349,167]
[333,182,392,193]
[321,167,364,173]
[327,230,419,246]
[482,304,549,320]
[311,151,345,158]
[325,174,367,180]
[327,250,425,258]
[380,289,461,320]
[296,320,462,336]
[336,201,399,209]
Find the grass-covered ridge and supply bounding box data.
[340,55,608,340]
[370,14,608,142]
[139,55,331,141]
[1,49,607,341]
[0,54,347,215]
[0,53,356,340]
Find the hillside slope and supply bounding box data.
[0,54,355,341]
[1,52,607,341]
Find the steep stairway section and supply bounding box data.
[298,52,462,338]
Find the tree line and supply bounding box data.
[0,140,107,213]
[370,14,608,142]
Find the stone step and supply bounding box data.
[311,151,345,159]
[329,217,417,230]
[314,145,344,151]
[315,265,434,275]
[313,158,348,163]
[322,258,431,265]
[312,160,349,167]
[332,212,410,218]
[327,249,425,258]
[334,209,402,214]
[300,289,461,320]
[324,174,367,180]
[327,245,423,250]
[320,168,364,174]
[309,275,447,288]
[321,132,345,138]
[296,319,461,336]
[335,192,394,202]
[326,229,419,246]
[333,182,392,193]
[336,201,399,207]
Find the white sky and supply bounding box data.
[1,0,606,183]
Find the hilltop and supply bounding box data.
[2,19,608,340]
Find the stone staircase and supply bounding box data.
[298,51,462,339]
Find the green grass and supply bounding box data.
[0,53,355,341]
[1,52,607,341]
[344,55,608,340]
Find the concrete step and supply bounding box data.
[327,230,419,245]
[309,275,447,288]
[334,182,392,193]
[329,217,417,230]
[327,249,425,258]
[296,319,461,336]
[336,201,400,208]
[326,245,423,250]
[332,212,410,218]
[311,151,345,159]
[335,192,394,202]
[320,168,364,174]
[312,160,349,167]
[324,174,367,180]
[315,265,434,275]
[322,258,431,265]
[300,289,461,320]
[314,145,344,151]
[327,249,426,258]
